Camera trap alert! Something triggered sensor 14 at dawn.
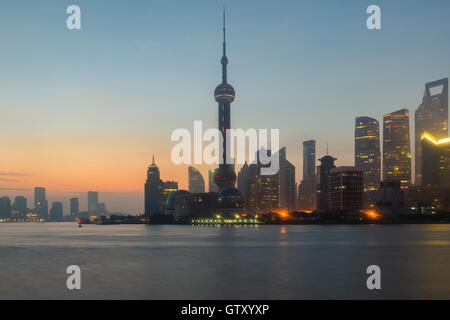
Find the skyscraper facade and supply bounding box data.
[329,167,364,213]
[355,116,381,192]
[317,155,337,212]
[87,191,99,217]
[279,147,296,213]
[34,187,48,220]
[246,150,280,214]
[298,140,316,211]
[70,198,79,216]
[383,109,411,189]
[415,78,448,185]
[188,167,205,193]
[303,140,316,179]
[421,132,450,188]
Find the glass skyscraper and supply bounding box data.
[383,109,411,189]
[415,78,448,185]
[355,116,381,191]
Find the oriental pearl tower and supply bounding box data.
[213,7,237,191]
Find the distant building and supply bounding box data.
[298,140,317,211]
[355,116,381,191]
[421,132,450,188]
[237,163,249,203]
[0,197,12,219]
[188,167,205,193]
[208,169,219,193]
[87,191,99,217]
[70,198,79,216]
[50,202,63,220]
[170,192,218,219]
[415,78,448,185]
[317,155,337,212]
[34,187,48,220]
[279,147,296,213]
[13,196,27,214]
[328,167,364,213]
[145,156,162,216]
[383,109,411,189]
[246,149,280,214]
[97,203,107,215]
[161,181,178,213]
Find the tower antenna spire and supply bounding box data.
[223,6,226,57]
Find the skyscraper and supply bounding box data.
[279,147,296,213]
[298,140,317,211]
[70,198,79,216]
[87,191,99,217]
[303,140,316,179]
[329,167,364,213]
[415,78,448,185]
[213,8,237,191]
[246,149,280,214]
[383,109,411,189]
[13,196,27,215]
[0,197,12,219]
[145,156,162,216]
[50,202,63,221]
[421,132,450,188]
[34,187,48,220]
[355,116,381,191]
[188,167,205,193]
[317,155,337,212]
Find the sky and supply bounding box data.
[1,0,450,214]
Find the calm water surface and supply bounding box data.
[1,223,450,299]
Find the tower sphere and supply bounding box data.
[214,83,235,103]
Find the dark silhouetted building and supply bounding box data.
[317,155,337,212]
[145,156,162,216]
[238,163,250,203]
[415,78,448,185]
[421,132,450,188]
[383,109,411,189]
[13,196,27,215]
[34,187,48,220]
[298,140,317,211]
[0,197,12,220]
[406,186,450,214]
[355,116,381,191]
[329,167,364,213]
[70,198,79,216]
[279,147,296,213]
[87,191,99,217]
[50,202,63,220]
[246,149,280,214]
[161,181,178,212]
[188,167,205,193]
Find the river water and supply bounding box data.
[0,223,449,299]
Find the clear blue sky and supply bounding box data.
[1,0,449,213]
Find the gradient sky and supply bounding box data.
[1,0,450,213]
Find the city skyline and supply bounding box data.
[1,1,450,213]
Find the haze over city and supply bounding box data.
[1,0,450,213]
